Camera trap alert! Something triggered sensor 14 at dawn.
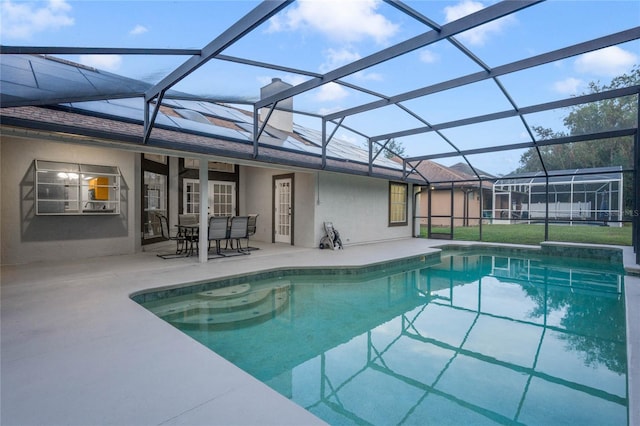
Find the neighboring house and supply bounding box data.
[448,162,494,181]
[413,160,493,229]
[0,55,421,265]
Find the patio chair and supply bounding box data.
[156,214,188,259]
[227,216,250,256]
[178,213,199,253]
[207,216,229,258]
[178,213,198,225]
[243,214,259,251]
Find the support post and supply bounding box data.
[450,181,455,239]
[199,160,209,264]
[479,180,483,241]
[427,186,432,238]
[545,176,549,241]
[321,119,327,169]
[368,139,373,175]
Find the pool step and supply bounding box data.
[153,284,290,327]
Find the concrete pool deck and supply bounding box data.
[1,238,639,425]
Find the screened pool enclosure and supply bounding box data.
[493,167,624,227]
[0,0,639,260]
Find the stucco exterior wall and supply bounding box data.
[239,166,273,245]
[240,168,411,248]
[239,166,316,248]
[1,136,137,265]
[314,173,413,246]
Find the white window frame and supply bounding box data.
[183,179,236,216]
[34,160,121,215]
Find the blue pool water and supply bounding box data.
[140,250,628,425]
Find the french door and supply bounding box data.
[273,175,293,244]
[183,179,236,216]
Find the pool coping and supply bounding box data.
[131,251,442,304]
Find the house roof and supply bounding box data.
[1,54,413,181]
[411,159,492,189]
[1,103,415,183]
[448,162,495,180]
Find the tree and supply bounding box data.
[516,66,639,174]
[515,67,639,212]
[372,138,405,159]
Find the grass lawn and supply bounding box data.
[421,223,632,246]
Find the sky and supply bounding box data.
[1,0,639,176]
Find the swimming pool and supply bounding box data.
[138,249,628,425]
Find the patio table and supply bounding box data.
[176,224,199,256]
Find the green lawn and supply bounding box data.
[421,223,632,246]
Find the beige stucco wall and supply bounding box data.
[1,135,138,265]
[239,166,317,248]
[240,168,412,248]
[1,133,413,263]
[314,173,413,246]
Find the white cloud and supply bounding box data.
[355,71,383,81]
[553,77,583,95]
[318,105,344,115]
[79,55,123,72]
[444,0,515,46]
[319,48,382,81]
[320,48,361,73]
[574,46,638,77]
[419,49,439,64]
[267,0,398,44]
[315,82,349,102]
[1,0,74,39]
[129,24,148,36]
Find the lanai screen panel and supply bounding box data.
[493,167,623,224]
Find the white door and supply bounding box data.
[274,177,292,244]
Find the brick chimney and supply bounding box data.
[259,78,293,133]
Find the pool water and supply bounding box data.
[141,250,628,425]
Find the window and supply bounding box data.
[35,160,121,215]
[389,182,408,226]
[183,179,236,216]
[183,158,235,173]
[211,182,234,216]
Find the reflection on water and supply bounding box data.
[142,251,627,425]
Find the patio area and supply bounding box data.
[2,238,639,425]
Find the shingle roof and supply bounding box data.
[1,104,415,183]
[1,54,409,179]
